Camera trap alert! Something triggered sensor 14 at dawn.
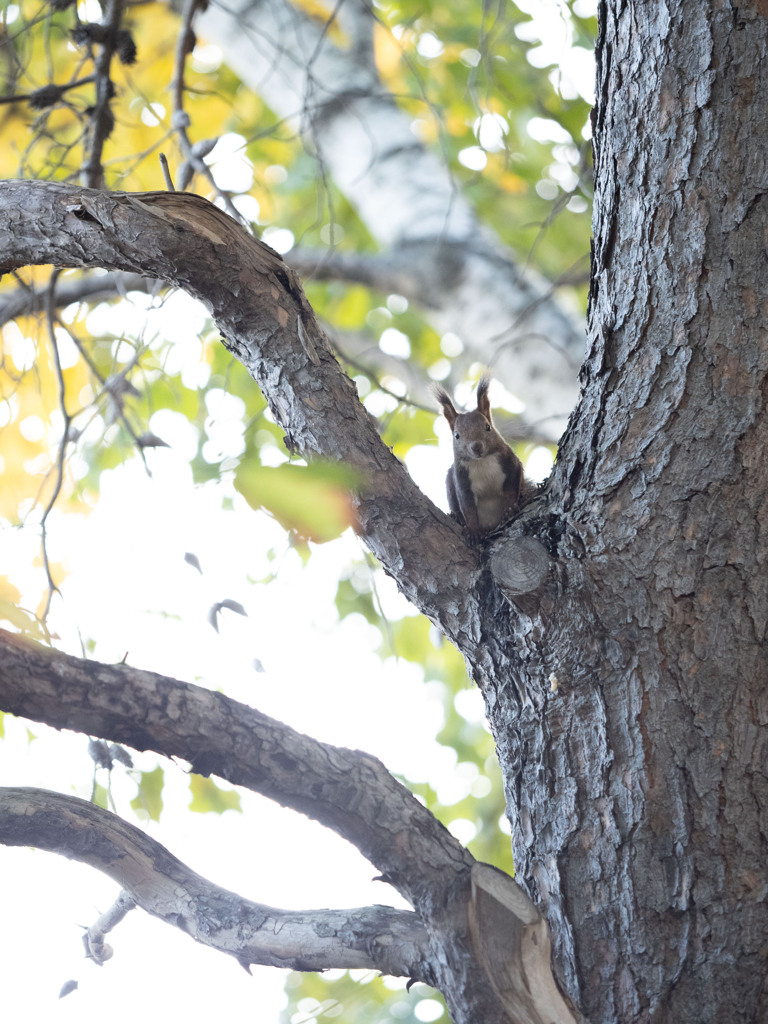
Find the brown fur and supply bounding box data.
[434,377,526,542]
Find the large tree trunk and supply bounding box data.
[489,6,768,1021]
[1,5,767,1023]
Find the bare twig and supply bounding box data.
[81,0,125,187]
[159,152,175,190]
[170,0,243,220]
[83,890,137,965]
[0,75,96,107]
[38,271,71,621]
[0,272,159,328]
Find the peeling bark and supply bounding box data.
[0,631,579,1024]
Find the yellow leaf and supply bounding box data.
[0,576,22,606]
[499,170,528,195]
[374,23,403,80]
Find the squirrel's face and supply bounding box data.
[453,412,495,459]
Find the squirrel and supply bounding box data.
[434,376,528,543]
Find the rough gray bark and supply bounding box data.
[0,629,578,1024]
[0,788,432,977]
[1,5,767,1020]
[496,5,768,1023]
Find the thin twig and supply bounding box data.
[0,271,155,328]
[170,0,244,221]
[70,328,151,471]
[159,152,175,190]
[39,271,72,621]
[81,0,125,187]
[82,890,137,965]
[0,75,96,106]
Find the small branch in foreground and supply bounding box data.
[0,787,433,980]
[83,889,137,965]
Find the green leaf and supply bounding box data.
[335,577,379,626]
[234,461,359,542]
[91,783,109,809]
[188,774,242,815]
[131,765,165,822]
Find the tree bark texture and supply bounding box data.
[497,6,768,1022]
[0,631,579,1024]
[0,787,432,977]
[2,7,768,1018]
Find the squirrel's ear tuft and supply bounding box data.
[432,384,458,426]
[476,375,492,420]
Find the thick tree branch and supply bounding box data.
[0,629,581,1023]
[0,179,496,670]
[0,628,470,910]
[0,787,433,979]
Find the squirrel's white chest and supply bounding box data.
[466,455,506,528]
[466,453,505,495]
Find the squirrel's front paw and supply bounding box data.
[462,526,486,545]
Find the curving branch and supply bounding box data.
[0,628,471,909]
[0,178,492,665]
[0,628,581,1024]
[0,787,433,979]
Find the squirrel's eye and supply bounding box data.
[454,431,460,439]
[485,423,491,431]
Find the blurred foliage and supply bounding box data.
[0,0,593,603]
[234,460,358,543]
[0,0,594,1019]
[91,780,109,809]
[282,969,448,1024]
[188,773,242,814]
[131,764,165,822]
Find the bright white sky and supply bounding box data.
[0,434,494,1023]
[0,444,476,1021]
[0,2,595,1021]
